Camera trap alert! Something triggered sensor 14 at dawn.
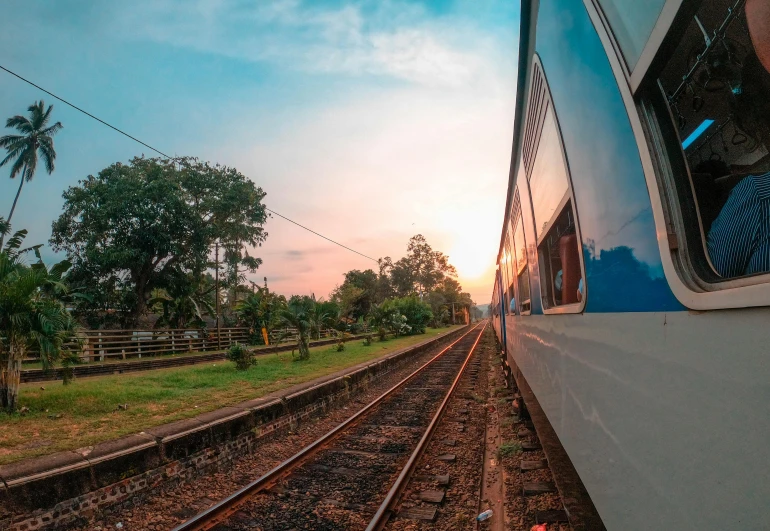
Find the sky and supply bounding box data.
[0,0,519,305]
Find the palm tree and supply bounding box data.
[0,101,63,246]
[0,219,76,412]
[279,296,314,360]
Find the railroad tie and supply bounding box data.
[520,459,548,471]
[536,509,569,523]
[522,482,557,496]
[521,441,541,451]
[398,506,438,521]
[418,489,446,503]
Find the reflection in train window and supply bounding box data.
[511,192,531,313]
[596,0,667,70]
[528,103,583,309]
[528,107,571,239]
[646,0,770,282]
[500,244,511,314]
[505,241,516,313]
[538,202,583,308]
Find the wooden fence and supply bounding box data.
[21,325,367,364]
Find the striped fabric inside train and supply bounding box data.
[707,172,770,278]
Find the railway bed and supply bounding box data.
[172,323,487,531]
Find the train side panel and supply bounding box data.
[500,0,770,529]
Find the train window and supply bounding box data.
[529,108,571,238]
[595,0,668,70]
[504,240,516,314]
[642,0,770,284]
[528,100,584,310]
[499,253,509,313]
[512,192,531,313]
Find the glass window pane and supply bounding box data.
[650,0,770,282]
[596,0,667,69]
[505,242,515,313]
[529,107,570,239]
[514,215,527,275]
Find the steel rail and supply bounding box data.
[365,321,487,531]
[171,322,485,531]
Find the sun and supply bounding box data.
[449,237,493,281]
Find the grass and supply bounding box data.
[497,440,523,458]
[0,326,462,465]
[500,416,515,428]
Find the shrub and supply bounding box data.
[497,441,523,458]
[334,330,348,351]
[380,296,432,335]
[363,334,372,346]
[226,342,256,370]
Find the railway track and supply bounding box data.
[171,322,486,531]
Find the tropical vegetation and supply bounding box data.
[0,101,62,247]
[0,101,473,397]
[0,218,77,412]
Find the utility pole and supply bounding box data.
[215,241,221,350]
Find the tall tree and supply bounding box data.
[0,101,62,246]
[405,234,457,295]
[50,157,268,326]
[331,269,377,319]
[387,235,457,297]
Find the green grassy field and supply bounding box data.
[0,326,461,465]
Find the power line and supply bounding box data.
[266,209,377,261]
[0,64,378,263]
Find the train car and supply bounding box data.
[492,0,770,528]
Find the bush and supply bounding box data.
[363,334,372,346]
[334,330,348,351]
[226,342,256,370]
[381,295,432,334]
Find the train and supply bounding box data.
[490,0,770,529]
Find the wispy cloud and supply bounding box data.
[111,0,493,87]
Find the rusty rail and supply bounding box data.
[171,322,484,531]
[366,321,487,530]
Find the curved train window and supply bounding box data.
[524,64,584,311]
[504,240,516,314]
[595,0,668,70]
[511,191,531,313]
[641,0,770,285]
[499,250,509,314]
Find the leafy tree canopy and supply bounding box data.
[50,156,268,326]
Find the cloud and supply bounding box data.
[109,0,496,88]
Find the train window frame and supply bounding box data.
[587,0,688,93]
[522,57,587,315]
[585,0,770,309]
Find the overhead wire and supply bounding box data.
[0,64,378,263]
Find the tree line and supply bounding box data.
[0,100,474,413]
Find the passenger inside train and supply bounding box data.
[654,0,770,280]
